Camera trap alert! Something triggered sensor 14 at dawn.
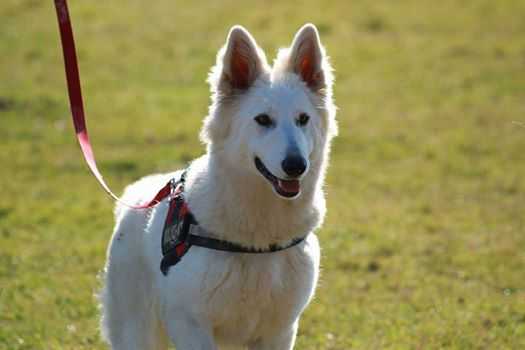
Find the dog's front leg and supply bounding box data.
[249,323,298,350]
[165,315,217,350]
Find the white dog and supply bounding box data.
[100,23,337,350]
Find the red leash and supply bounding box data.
[54,0,172,209]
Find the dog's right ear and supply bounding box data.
[210,26,267,95]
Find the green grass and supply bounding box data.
[1,0,525,348]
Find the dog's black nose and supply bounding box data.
[282,155,307,177]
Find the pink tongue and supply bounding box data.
[277,179,300,193]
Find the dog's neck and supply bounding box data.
[184,154,325,249]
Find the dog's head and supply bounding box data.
[201,24,337,200]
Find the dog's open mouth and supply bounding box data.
[254,157,301,198]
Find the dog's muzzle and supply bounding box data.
[254,157,301,199]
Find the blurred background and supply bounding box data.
[1,0,524,348]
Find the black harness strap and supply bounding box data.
[159,171,307,276]
[186,234,306,254]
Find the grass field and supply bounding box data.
[1,0,525,349]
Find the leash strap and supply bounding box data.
[54,0,171,209]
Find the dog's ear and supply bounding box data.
[212,26,267,93]
[287,24,328,92]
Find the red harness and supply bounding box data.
[53,0,171,209]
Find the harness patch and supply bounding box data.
[160,174,195,275]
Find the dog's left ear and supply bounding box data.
[288,24,329,93]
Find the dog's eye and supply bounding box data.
[254,114,273,127]
[297,113,310,126]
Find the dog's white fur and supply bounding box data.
[100,24,337,350]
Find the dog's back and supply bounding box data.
[100,173,177,349]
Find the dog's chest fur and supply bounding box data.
[204,242,319,345]
[144,190,320,346]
